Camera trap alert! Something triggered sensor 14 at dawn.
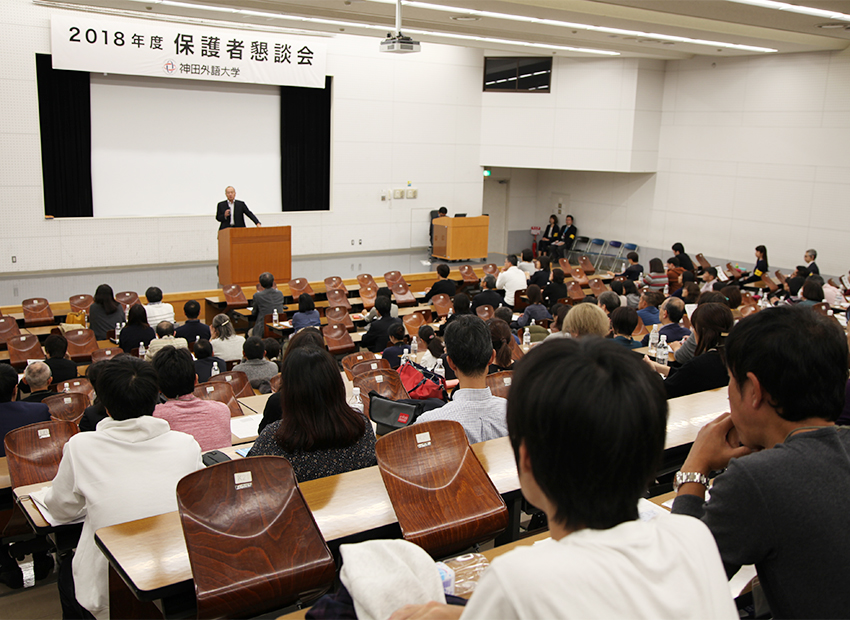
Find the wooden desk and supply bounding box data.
[664,387,728,450]
[0,457,10,491]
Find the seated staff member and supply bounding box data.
[537,214,559,255]
[672,307,850,619]
[737,244,768,287]
[422,263,456,303]
[392,338,737,619]
[549,214,577,259]
[45,357,203,620]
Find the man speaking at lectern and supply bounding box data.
[216,186,262,230]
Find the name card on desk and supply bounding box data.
[234,471,252,490]
[38,429,50,439]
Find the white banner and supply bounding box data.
[50,14,327,88]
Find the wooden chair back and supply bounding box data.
[289,278,315,300]
[326,288,351,311]
[567,281,585,304]
[8,335,44,370]
[0,316,21,346]
[323,276,346,294]
[326,307,355,332]
[696,253,712,270]
[69,294,94,314]
[222,285,248,310]
[322,324,355,355]
[486,371,513,399]
[353,369,410,420]
[578,255,596,275]
[559,258,571,272]
[341,352,376,381]
[588,278,608,297]
[91,347,122,363]
[740,291,757,307]
[357,273,377,289]
[513,289,529,313]
[64,328,99,363]
[612,275,628,283]
[53,378,95,404]
[207,370,253,399]
[194,381,242,418]
[570,267,589,287]
[476,305,495,321]
[760,273,779,293]
[482,264,498,276]
[632,316,648,339]
[359,285,378,310]
[402,312,426,337]
[775,270,787,286]
[44,392,88,425]
[682,313,692,330]
[431,294,453,318]
[376,420,509,558]
[459,265,479,285]
[22,298,54,327]
[812,302,832,317]
[269,374,282,393]
[725,263,743,279]
[740,304,760,318]
[391,282,417,307]
[384,271,407,287]
[176,457,336,619]
[828,278,842,291]
[350,358,391,379]
[509,337,525,362]
[4,420,79,488]
[115,291,140,310]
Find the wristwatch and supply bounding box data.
[674,471,709,492]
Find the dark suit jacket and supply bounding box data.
[175,320,211,343]
[217,200,260,230]
[250,287,286,337]
[422,279,457,303]
[360,316,402,353]
[560,224,577,249]
[195,356,227,383]
[0,401,51,457]
[470,289,504,312]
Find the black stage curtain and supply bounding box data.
[35,54,93,218]
[280,76,331,212]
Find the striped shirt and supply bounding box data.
[414,387,508,444]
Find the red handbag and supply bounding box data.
[397,359,447,401]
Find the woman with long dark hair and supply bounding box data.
[292,294,321,332]
[641,258,667,293]
[118,304,155,353]
[248,347,376,481]
[89,284,125,340]
[739,245,769,287]
[487,318,514,373]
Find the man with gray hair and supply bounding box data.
[145,321,189,362]
[804,249,819,275]
[22,361,54,403]
[471,274,505,312]
[641,296,691,347]
[597,291,621,315]
[250,272,285,337]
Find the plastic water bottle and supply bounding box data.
[63,384,70,394]
[663,283,669,296]
[522,329,531,348]
[760,289,770,309]
[196,335,200,342]
[211,361,220,376]
[138,342,147,358]
[411,338,419,356]
[272,308,279,326]
[656,335,669,367]
[115,322,122,339]
[402,347,411,364]
[434,358,445,378]
[348,387,364,413]
[648,324,660,356]
[530,318,536,326]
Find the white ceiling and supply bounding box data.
[40,0,850,58]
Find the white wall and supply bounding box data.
[0,0,483,274]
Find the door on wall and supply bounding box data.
[483,177,508,255]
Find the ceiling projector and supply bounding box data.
[380,33,421,53]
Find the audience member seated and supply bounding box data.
[671,270,696,297]
[193,339,226,383]
[493,306,519,345]
[597,291,621,316]
[415,315,508,443]
[262,337,282,371]
[544,305,571,341]
[700,267,719,293]
[363,287,399,322]
[248,347,376,482]
[233,336,279,390]
[174,300,211,343]
[258,328,324,434]
[118,304,156,354]
[361,296,403,353]
[609,280,628,309]
[422,263,456,303]
[794,279,823,308]
[610,307,642,350]
[0,364,51,589]
[210,314,246,362]
[471,274,504,312]
[381,323,409,369]
[144,321,189,362]
[292,293,321,333]
[542,268,567,310]
[439,293,473,336]
[641,297,691,347]
[672,306,850,618]
[623,279,641,309]
[561,302,610,339]
[518,248,536,276]
[682,282,701,304]
[637,290,664,326]
[21,361,53,403]
[143,286,175,325]
[641,258,667,293]
[720,285,742,314]
[666,257,685,289]
[19,335,77,399]
[816,274,843,307]
[487,318,514,373]
[673,291,728,365]
[672,242,696,273]
[528,255,551,289]
[496,254,528,308]
[151,346,231,451]
[618,251,644,281]
[391,337,736,620]
[44,356,203,620]
[418,325,444,371]
[89,284,125,341]
[250,271,285,337]
[645,303,734,399]
[79,361,109,432]
[512,285,553,328]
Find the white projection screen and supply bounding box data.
[90,73,281,218]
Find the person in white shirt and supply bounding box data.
[700,266,719,293]
[45,357,203,620]
[392,337,737,620]
[495,254,528,308]
[143,286,175,325]
[517,248,535,276]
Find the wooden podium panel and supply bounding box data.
[218,226,291,288]
[432,216,489,261]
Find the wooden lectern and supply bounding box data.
[432,216,489,261]
[218,226,291,288]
